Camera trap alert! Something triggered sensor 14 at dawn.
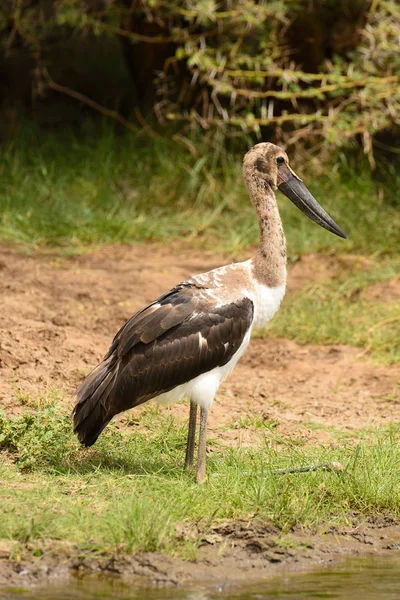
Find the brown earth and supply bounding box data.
[1,243,400,589]
[0,244,398,444]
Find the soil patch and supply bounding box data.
[0,244,398,445]
[362,276,400,303]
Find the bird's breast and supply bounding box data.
[187,259,286,330]
[251,279,286,331]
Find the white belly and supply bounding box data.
[155,330,252,410]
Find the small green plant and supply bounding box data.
[14,385,62,409]
[230,413,280,431]
[0,407,78,470]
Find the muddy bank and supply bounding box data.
[1,518,399,589]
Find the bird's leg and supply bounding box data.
[196,405,208,483]
[185,401,198,472]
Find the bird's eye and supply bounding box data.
[276,157,285,165]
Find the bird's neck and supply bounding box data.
[247,179,287,288]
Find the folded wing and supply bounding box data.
[72,283,253,446]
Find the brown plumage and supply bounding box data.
[73,283,253,447]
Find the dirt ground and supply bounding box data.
[1,243,399,442]
[1,243,400,589]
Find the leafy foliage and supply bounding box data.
[1,1,399,158]
[0,407,75,470]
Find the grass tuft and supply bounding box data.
[259,259,400,364]
[1,124,399,256]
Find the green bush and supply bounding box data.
[1,1,398,157]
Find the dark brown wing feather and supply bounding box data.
[72,283,253,446]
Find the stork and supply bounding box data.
[72,143,346,482]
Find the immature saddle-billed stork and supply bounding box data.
[73,143,346,482]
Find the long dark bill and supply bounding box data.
[277,164,347,239]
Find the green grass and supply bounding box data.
[259,258,400,364]
[1,406,400,557]
[1,123,399,255]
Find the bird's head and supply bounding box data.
[243,142,347,239]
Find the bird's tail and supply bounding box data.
[72,355,118,447]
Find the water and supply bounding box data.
[2,555,400,600]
